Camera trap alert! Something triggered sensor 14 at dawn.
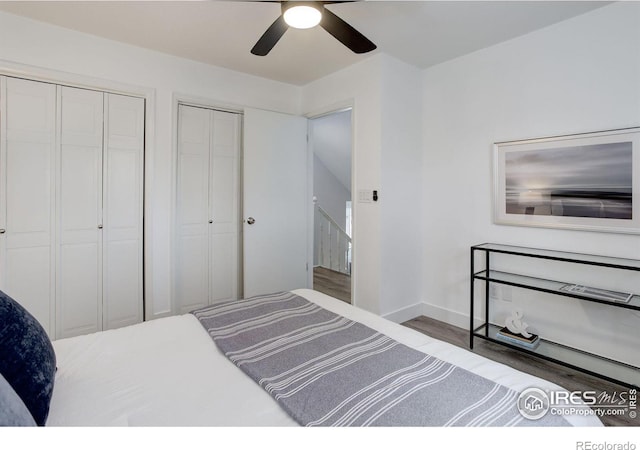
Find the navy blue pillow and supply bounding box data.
[0,290,56,426]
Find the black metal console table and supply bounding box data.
[470,243,640,388]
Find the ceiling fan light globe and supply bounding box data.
[283,5,322,29]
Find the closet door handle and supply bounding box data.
[0,229,5,234]
[97,224,103,229]
[209,220,213,224]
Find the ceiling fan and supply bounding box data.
[251,1,377,56]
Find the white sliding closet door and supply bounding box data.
[1,78,145,339]
[0,77,56,335]
[175,105,240,314]
[102,93,144,330]
[57,88,145,337]
[210,111,240,303]
[176,105,210,313]
[56,86,104,338]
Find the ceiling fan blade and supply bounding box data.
[251,15,288,56]
[320,7,376,54]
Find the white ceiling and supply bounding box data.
[0,1,610,86]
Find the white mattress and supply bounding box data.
[47,289,602,426]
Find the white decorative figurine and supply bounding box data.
[504,309,532,338]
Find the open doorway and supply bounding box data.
[310,109,352,304]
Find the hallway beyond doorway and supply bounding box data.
[313,266,351,304]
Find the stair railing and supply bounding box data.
[315,205,351,275]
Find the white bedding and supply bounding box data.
[47,289,602,426]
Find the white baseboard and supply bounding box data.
[383,300,480,330]
[421,301,470,329]
[381,302,426,324]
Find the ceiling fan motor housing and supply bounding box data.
[281,1,324,15]
[282,1,324,29]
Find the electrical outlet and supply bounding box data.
[489,284,500,300]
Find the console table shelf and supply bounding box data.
[473,270,640,310]
[470,243,640,389]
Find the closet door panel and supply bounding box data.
[6,142,52,241]
[4,248,52,333]
[60,146,101,233]
[211,157,234,229]
[104,240,139,327]
[211,144,238,234]
[210,111,240,303]
[0,77,56,335]
[58,244,100,337]
[211,234,237,302]
[103,94,144,330]
[175,105,210,313]
[5,141,53,249]
[56,86,103,338]
[104,149,137,240]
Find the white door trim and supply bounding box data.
[304,99,356,306]
[0,58,155,321]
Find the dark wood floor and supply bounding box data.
[313,266,351,304]
[402,315,637,427]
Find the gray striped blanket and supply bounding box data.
[192,291,568,427]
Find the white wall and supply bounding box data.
[303,54,424,318]
[421,2,640,365]
[313,154,350,231]
[302,55,383,314]
[313,154,351,269]
[0,11,301,318]
[379,55,423,321]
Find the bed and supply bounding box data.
[1,288,602,427]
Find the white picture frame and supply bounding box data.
[494,127,640,234]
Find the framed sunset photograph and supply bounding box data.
[494,127,640,234]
